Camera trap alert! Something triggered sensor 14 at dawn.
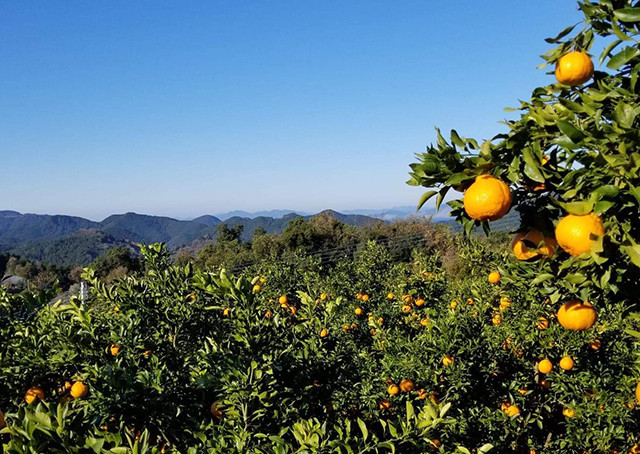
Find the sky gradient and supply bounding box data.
[1,1,584,220]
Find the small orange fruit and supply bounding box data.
[379,400,391,410]
[70,381,89,398]
[279,295,288,305]
[539,379,551,388]
[557,300,597,331]
[415,298,425,307]
[387,292,394,300]
[538,359,553,374]
[401,304,412,313]
[320,328,328,338]
[110,344,121,356]
[25,387,45,404]
[467,297,474,305]
[289,306,297,315]
[265,310,272,318]
[555,51,594,86]
[343,324,350,332]
[562,407,576,418]
[420,318,430,326]
[559,356,574,371]
[492,313,502,325]
[450,300,457,309]
[512,230,557,260]
[252,284,261,292]
[463,175,512,221]
[350,323,357,330]
[355,307,364,316]
[518,389,528,395]
[388,384,400,396]
[555,213,604,257]
[442,355,454,366]
[536,317,549,330]
[589,339,602,350]
[356,293,363,300]
[488,271,501,284]
[504,405,521,417]
[210,402,223,419]
[320,293,328,301]
[362,294,370,302]
[259,276,266,283]
[222,308,230,317]
[399,379,415,392]
[635,381,640,403]
[402,294,412,303]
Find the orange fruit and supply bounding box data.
[505,405,521,417]
[518,389,528,395]
[278,295,288,305]
[356,293,363,300]
[555,213,604,257]
[388,384,400,396]
[442,355,454,366]
[450,300,457,309]
[555,51,594,86]
[463,175,512,221]
[259,276,266,283]
[488,271,501,284]
[512,230,557,260]
[252,284,261,292]
[25,387,45,404]
[417,389,427,400]
[539,379,551,388]
[636,381,640,404]
[536,317,549,330]
[289,306,297,315]
[399,379,415,392]
[420,318,430,326]
[110,344,121,356]
[320,293,328,301]
[562,407,576,418]
[401,304,412,313]
[222,308,230,317]
[557,300,597,330]
[415,298,425,307]
[354,307,364,316]
[320,328,328,338]
[343,324,350,332]
[210,402,223,419]
[538,358,553,374]
[350,323,357,330]
[590,339,602,350]
[402,294,412,303]
[379,399,391,410]
[265,310,272,318]
[387,292,394,300]
[362,294,370,302]
[71,381,89,398]
[467,297,474,305]
[492,313,502,325]
[559,356,574,371]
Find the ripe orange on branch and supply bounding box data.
[555,213,604,257]
[555,51,594,86]
[512,230,557,260]
[557,300,597,331]
[71,381,89,398]
[25,387,45,404]
[463,175,512,221]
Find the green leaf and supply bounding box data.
[556,120,585,144]
[599,39,623,65]
[613,102,637,128]
[613,8,640,22]
[544,23,578,43]
[522,147,545,183]
[607,46,640,69]
[417,191,437,211]
[450,130,465,148]
[556,199,594,215]
[356,418,368,441]
[622,244,640,268]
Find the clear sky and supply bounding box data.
[1,1,583,221]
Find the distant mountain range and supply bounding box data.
[0,209,396,266]
[212,206,446,222]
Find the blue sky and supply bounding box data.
[1,1,583,220]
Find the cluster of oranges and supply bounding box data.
[22,380,89,407]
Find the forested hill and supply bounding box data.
[0,210,383,265]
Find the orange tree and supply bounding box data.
[408,0,640,451]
